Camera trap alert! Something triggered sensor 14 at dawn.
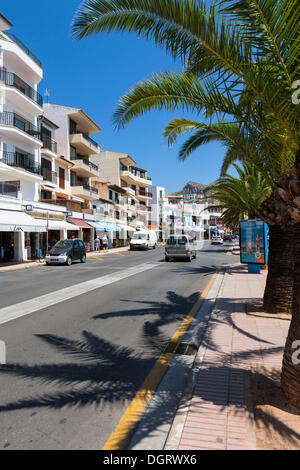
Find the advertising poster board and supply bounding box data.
[239,219,268,265]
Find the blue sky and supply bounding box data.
[2,0,226,193]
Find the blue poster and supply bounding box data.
[239,219,268,265]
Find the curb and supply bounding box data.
[163,270,227,451]
[128,269,226,451]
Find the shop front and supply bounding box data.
[67,217,94,252]
[0,209,46,262]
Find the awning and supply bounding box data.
[117,223,135,232]
[210,228,218,233]
[0,210,46,232]
[89,221,120,232]
[37,219,80,231]
[67,217,92,229]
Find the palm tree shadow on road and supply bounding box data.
[0,291,296,449]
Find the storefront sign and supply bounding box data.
[25,205,33,212]
[239,219,268,265]
[67,212,73,217]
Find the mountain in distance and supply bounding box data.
[172,181,208,196]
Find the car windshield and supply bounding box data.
[132,233,148,240]
[53,240,73,249]
[167,237,188,245]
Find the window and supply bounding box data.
[69,118,77,135]
[160,190,163,199]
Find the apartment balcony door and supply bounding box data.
[59,167,65,190]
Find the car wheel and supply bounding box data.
[66,256,72,266]
[46,262,51,266]
[193,253,197,259]
[153,244,156,250]
[187,255,192,262]
[165,257,170,262]
[81,254,86,263]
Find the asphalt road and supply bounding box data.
[0,241,236,450]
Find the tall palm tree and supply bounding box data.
[72,0,300,408]
[202,162,271,229]
[163,116,296,315]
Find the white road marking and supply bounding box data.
[0,263,160,326]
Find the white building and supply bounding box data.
[150,186,207,241]
[90,151,153,237]
[0,14,47,261]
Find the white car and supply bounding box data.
[130,229,158,250]
[211,236,224,245]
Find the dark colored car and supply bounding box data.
[46,239,86,266]
[223,234,233,241]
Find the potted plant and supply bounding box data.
[112,240,118,249]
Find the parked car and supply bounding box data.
[46,239,86,266]
[130,229,158,250]
[165,235,197,262]
[211,235,224,245]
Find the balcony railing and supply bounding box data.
[42,168,57,184]
[1,151,41,175]
[136,189,152,198]
[70,155,98,171]
[120,165,150,181]
[41,134,57,154]
[71,182,98,194]
[82,133,99,149]
[6,33,42,68]
[0,112,41,139]
[0,68,43,107]
[0,182,18,198]
[39,199,83,213]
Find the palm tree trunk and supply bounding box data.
[263,225,294,314]
[281,222,300,410]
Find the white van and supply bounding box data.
[130,229,158,250]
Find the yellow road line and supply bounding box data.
[93,257,104,261]
[103,270,219,450]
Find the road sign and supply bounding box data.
[26,205,33,212]
[67,212,73,217]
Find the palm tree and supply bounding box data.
[201,162,271,229]
[164,116,296,315]
[72,0,300,408]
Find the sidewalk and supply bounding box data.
[167,266,291,450]
[0,246,130,273]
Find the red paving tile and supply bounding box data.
[176,267,289,451]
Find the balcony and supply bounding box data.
[69,132,100,155]
[70,156,99,177]
[71,183,99,201]
[120,166,152,186]
[0,111,42,148]
[135,189,153,201]
[42,168,57,185]
[6,33,42,68]
[40,199,83,213]
[1,151,41,175]
[41,134,57,156]
[0,68,43,114]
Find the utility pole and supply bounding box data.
[46,211,49,254]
